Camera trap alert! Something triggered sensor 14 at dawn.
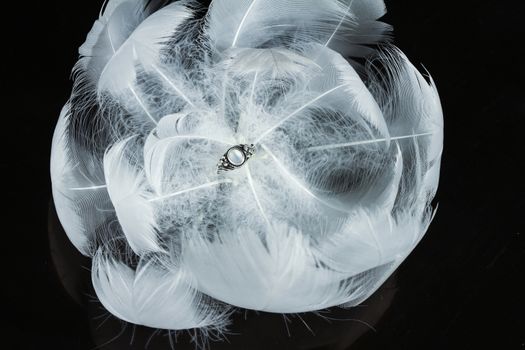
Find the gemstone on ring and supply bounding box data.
[227,147,246,166]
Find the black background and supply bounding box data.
[3,0,524,349]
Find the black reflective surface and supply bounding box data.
[4,0,524,349]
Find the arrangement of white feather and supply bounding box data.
[51,0,443,336]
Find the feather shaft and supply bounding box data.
[261,144,350,214]
[254,83,351,143]
[307,132,435,151]
[232,0,260,48]
[148,180,233,202]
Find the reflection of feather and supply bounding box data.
[51,0,443,336]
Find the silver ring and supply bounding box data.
[217,144,255,173]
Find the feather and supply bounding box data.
[103,138,162,255]
[92,248,231,330]
[251,44,389,144]
[365,48,444,216]
[50,105,113,256]
[77,0,146,87]
[97,1,194,95]
[182,220,394,313]
[51,0,443,336]
[206,0,390,56]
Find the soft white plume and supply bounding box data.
[92,249,231,330]
[50,104,113,255]
[51,0,443,336]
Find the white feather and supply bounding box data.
[206,0,390,56]
[97,2,194,95]
[77,0,145,86]
[92,249,230,330]
[50,105,113,256]
[52,0,443,334]
[183,221,380,313]
[103,138,162,255]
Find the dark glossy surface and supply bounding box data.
[4,0,524,349]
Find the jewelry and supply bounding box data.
[217,144,255,173]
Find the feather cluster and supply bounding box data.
[51,0,443,334]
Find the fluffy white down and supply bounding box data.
[50,0,443,332]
